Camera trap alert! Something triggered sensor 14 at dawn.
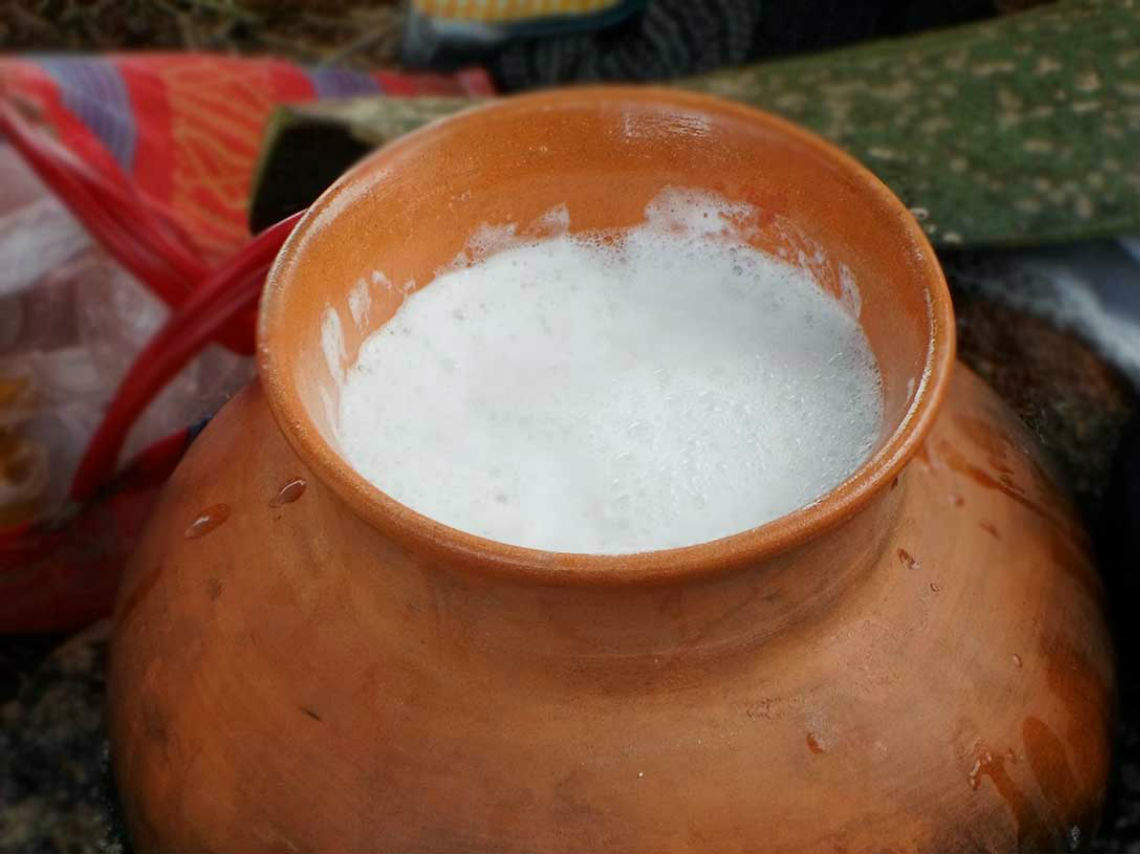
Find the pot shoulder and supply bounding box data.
[109,364,1112,853]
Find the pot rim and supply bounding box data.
[257,85,956,586]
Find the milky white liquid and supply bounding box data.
[336,190,883,553]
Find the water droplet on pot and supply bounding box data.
[270,478,307,507]
[967,752,993,790]
[1012,653,1023,668]
[185,504,230,538]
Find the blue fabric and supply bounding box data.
[307,66,382,99]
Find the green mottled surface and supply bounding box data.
[689,0,1140,246]
[252,0,1140,247]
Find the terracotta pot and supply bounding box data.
[109,87,1112,852]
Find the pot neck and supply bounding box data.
[373,479,906,668]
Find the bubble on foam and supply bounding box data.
[443,206,572,277]
[447,249,471,272]
[441,222,523,277]
[466,222,518,261]
[530,203,570,237]
[337,188,884,553]
[642,187,755,240]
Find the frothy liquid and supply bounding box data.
[336,191,883,553]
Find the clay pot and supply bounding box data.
[109,88,1112,852]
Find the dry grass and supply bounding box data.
[0,0,404,67]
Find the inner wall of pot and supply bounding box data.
[266,92,936,477]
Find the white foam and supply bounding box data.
[336,190,883,553]
[320,307,345,382]
[347,278,370,327]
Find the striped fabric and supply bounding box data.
[412,0,625,23]
[1,54,494,261]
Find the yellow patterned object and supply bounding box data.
[412,0,626,23]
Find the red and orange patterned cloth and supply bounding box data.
[0,54,493,261]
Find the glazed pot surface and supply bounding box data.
[108,88,1112,852]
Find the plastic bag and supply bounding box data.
[0,143,254,526]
